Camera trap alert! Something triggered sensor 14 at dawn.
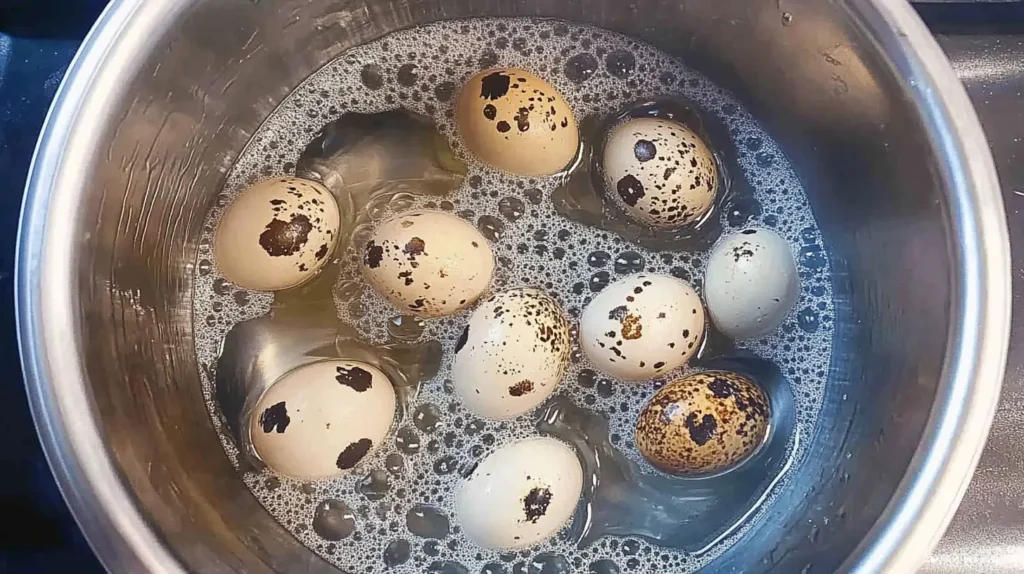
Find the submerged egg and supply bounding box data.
[705,228,799,340]
[457,68,579,176]
[361,210,495,318]
[636,371,770,475]
[250,360,396,480]
[215,177,340,291]
[457,437,583,549]
[453,288,571,420]
[603,118,718,229]
[580,274,705,381]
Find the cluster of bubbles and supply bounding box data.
[192,17,835,574]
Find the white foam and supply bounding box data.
[192,17,835,574]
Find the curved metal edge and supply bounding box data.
[15,0,188,572]
[842,1,1012,573]
[15,0,1013,572]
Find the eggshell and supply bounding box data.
[215,177,340,291]
[705,228,799,340]
[453,288,571,420]
[457,68,579,176]
[361,210,495,318]
[603,118,718,229]
[250,360,396,480]
[580,274,705,381]
[457,437,583,549]
[636,370,770,475]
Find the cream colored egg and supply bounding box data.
[457,437,583,550]
[361,210,495,318]
[453,288,571,420]
[250,360,395,480]
[705,228,799,340]
[603,118,718,229]
[214,177,340,291]
[457,68,579,176]
[581,274,705,381]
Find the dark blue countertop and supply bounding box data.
[0,1,107,572]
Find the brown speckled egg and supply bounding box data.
[361,210,494,318]
[636,371,770,475]
[603,118,718,229]
[215,177,340,291]
[580,274,705,381]
[457,68,579,176]
[453,288,571,420]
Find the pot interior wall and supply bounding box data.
[78,0,950,571]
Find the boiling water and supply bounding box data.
[192,17,835,574]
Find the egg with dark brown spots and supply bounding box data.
[361,210,494,318]
[580,274,705,381]
[457,68,579,176]
[250,360,396,480]
[453,288,571,419]
[603,118,718,229]
[636,370,770,476]
[456,437,583,549]
[215,177,340,291]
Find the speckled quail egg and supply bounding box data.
[580,274,705,381]
[361,210,495,318]
[603,118,718,229]
[705,228,799,340]
[453,288,571,420]
[457,68,579,176]
[636,371,770,476]
[250,360,396,480]
[457,437,583,549]
[215,177,340,291]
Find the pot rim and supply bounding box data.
[15,0,1011,572]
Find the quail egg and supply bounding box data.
[457,68,579,176]
[636,370,770,476]
[453,288,571,420]
[361,210,495,318]
[457,437,583,550]
[580,274,705,381]
[705,228,799,340]
[250,360,396,480]
[215,177,340,291]
[603,117,718,229]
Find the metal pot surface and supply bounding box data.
[16,0,1012,572]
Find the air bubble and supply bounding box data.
[361,64,385,90]
[312,499,357,541]
[605,49,635,78]
[414,403,443,433]
[407,504,451,539]
[565,53,599,83]
[478,215,507,241]
[613,251,644,274]
[589,271,611,292]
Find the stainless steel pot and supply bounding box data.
[16,0,1012,572]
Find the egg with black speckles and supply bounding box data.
[457,437,583,549]
[635,370,770,476]
[361,210,495,318]
[250,360,396,480]
[705,228,799,340]
[453,288,571,420]
[580,274,705,381]
[457,68,579,176]
[603,118,718,229]
[215,177,340,291]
